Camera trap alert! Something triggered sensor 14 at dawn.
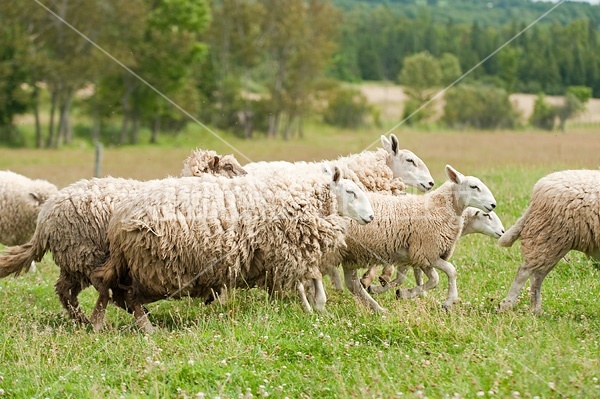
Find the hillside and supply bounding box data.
[333,0,600,26]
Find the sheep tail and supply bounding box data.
[498,207,530,248]
[0,240,44,278]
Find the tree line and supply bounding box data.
[1,0,599,147]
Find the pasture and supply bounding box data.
[1,126,600,398]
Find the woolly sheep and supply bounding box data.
[90,167,374,332]
[497,169,600,314]
[341,165,497,312]
[361,208,505,293]
[180,148,247,178]
[0,149,247,324]
[244,134,434,195]
[0,171,58,246]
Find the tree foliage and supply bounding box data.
[444,84,518,129]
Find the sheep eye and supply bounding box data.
[484,213,492,219]
[346,190,357,198]
[470,185,480,191]
[407,159,416,165]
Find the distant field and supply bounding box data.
[1,127,600,398]
[359,82,600,125]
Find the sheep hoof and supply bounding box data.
[497,299,514,313]
[378,276,389,287]
[92,322,104,332]
[395,289,409,300]
[441,300,455,311]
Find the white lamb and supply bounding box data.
[341,165,497,312]
[361,208,505,294]
[0,149,247,324]
[90,167,374,332]
[0,171,58,246]
[497,169,600,314]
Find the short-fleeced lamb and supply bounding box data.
[361,208,505,293]
[0,171,57,246]
[341,165,497,312]
[0,149,247,324]
[497,169,600,314]
[90,167,374,332]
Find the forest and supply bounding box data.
[1,0,599,146]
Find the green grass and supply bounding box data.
[1,130,600,398]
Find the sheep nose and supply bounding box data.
[490,203,496,209]
[428,181,434,188]
[368,214,374,222]
[501,230,505,234]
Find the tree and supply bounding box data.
[556,86,592,132]
[439,52,462,86]
[530,93,556,131]
[398,51,442,102]
[444,84,518,129]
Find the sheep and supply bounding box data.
[89,166,374,332]
[244,134,434,292]
[244,133,434,195]
[340,165,497,312]
[180,148,247,178]
[0,149,247,324]
[497,169,600,314]
[0,171,58,246]
[361,208,505,294]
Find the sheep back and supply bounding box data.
[518,170,600,257]
[0,171,58,246]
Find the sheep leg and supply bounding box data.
[296,281,313,313]
[326,266,345,291]
[378,264,395,286]
[369,264,409,294]
[343,267,387,313]
[55,272,90,325]
[429,259,459,309]
[414,267,424,286]
[396,266,439,299]
[90,288,110,332]
[360,265,380,289]
[311,278,327,312]
[132,301,155,334]
[498,263,533,312]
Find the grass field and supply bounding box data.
[1,125,600,398]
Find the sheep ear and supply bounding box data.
[332,166,341,184]
[211,156,220,170]
[445,164,464,184]
[381,134,399,156]
[29,192,44,205]
[390,134,399,155]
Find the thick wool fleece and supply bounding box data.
[180,149,247,178]
[0,171,57,246]
[344,182,464,268]
[244,149,406,194]
[98,174,348,305]
[499,169,600,262]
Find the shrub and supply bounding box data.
[323,87,371,128]
[443,84,518,129]
[530,93,556,131]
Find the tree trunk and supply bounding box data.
[46,90,58,148]
[283,114,293,141]
[62,96,73,145]
[92,94,101,144]
[267,113,280,138]
[33,86,42,148]
[298,116,304,139]
[151,115,160,144]
[131,104,140,144]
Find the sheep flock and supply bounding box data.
[0,136,595,332]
